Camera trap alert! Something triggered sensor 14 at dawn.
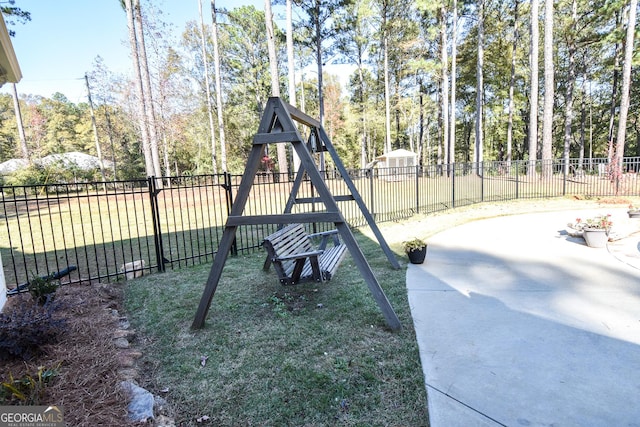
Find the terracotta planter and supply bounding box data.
[583,227,608,248]
[407,246,427,264]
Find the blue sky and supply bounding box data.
[1,0,265,103]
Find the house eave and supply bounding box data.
[0,13,22,86]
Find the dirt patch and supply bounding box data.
[270,288,320,314]
[1,282,135,427]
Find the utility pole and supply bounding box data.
[11,83,28,161]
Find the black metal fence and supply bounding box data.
[2,157,639,289]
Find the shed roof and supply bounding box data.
[376,149,417,160]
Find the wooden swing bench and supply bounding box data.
[262,223,348,286]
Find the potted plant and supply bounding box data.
[403,238,427,264]
[628,204,640,218]
[569,214,612,248]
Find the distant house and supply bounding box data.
[0,152,113,175]
[0,157,27,174]
[375,149,418,181]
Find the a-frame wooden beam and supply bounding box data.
[192,97,401,331]
[280,126,400,270]
[191,99,282,329]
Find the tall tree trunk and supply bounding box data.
[358,65,368,168]
[589,87,593,169]
[383,36,392,153]
[154,75,171,180]
[541,0,554,178]
[528,0,540,176]
[265,0,289,176]
[11,83,28,161]
[562,0,577,176]
[607,11,621,161]
[425,114,431,167]
[198,0,218,175]
[449,0,457,165]
[286,0,296,107]
[475,0,483,174]
[465,120,472,162]
[124,0,154,177]
[134,0,162,179]
[436,80,443,172]
[635,116,640,157]
[162,134,170,179]
[418,80,424,166]
[210,0,227,173]
[439,5,449,172]
[260,17,274,105]
[286,0,301,172]
[103,107,118,178]
[300,72,306,112]
[85,74,106,181]
[614,0,638,169]
[506,0,519,167]
[314,0,324,126]
[579,79,586,169]
[394,81,401,147]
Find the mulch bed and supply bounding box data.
[1,281,135,426]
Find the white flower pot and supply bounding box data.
[583,227,608,248]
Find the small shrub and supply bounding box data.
[28,275,58,305]
[2,163,98,189]
[1,363,61,404]
[0,298,66,361]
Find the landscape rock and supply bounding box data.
[113,328,135,339]
[114,337,130,349]
[119,317,130,329]
[121,381,154,423]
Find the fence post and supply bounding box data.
[562,159,568,196]
[148,176,166,272]
[369,169,375,220]
[516,160,520,199]
[415,165,420,214]
[451,163,456,208]
[0,253,6,313]
[481,161,485,203]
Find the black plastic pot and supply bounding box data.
[407,246,427,264]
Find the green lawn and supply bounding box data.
[124,229,428,426]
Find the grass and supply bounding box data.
[124,229,428,426]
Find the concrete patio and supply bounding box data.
[407,209,640,426]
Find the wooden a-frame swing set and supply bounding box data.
[191,97,402,331]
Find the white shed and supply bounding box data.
[375,149,418,181]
